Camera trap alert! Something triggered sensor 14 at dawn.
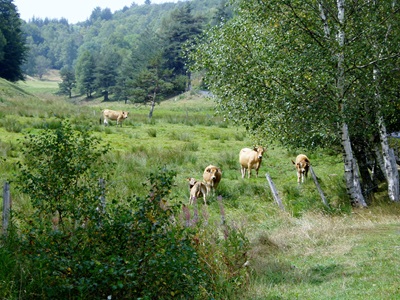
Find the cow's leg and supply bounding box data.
[241,167,245,178]
[247,164,252,178]
[297,172,301,183]
[104,118,109,126]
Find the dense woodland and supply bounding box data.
[20,0,231,103]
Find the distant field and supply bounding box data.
[1,78,400,299]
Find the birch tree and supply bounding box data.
[190,0,400,206]
[370,1,400,202]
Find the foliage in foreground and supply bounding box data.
[0,122,249,299]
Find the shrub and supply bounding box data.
[17,120,110,223]
[6,122,249,299]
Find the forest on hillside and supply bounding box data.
[20,0,231,102]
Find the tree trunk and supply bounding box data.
[352,141,376,205]
[187,71,192,91]
[341,124,367,207]
[103,90,109,102]
[337,0,367,207]
[318,2,330,38]
[373,144,388,182]
[374,66,399,202]
[378,115,399,201]
[148,90,157,119]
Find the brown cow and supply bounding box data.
[239,146,266,178]
[203,165,222,195]
[100,109,129,126]
[292,154,310,183]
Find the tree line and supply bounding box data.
[20,0,230,104]
[0,0,230,98]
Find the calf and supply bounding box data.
[187,177,198,191]
[100,109,129,126]
[239,146,266,178]
[189,181,208,205]
[292,154,310,183]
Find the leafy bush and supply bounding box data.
[4,121,249,299]
[17,120,109,223]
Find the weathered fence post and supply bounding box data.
[99,178,106,214]
[309,166,329,208]
[2,182,11,235]
[265,173,285,211]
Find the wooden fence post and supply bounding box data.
[99,178,106,213]
[2,182,11,235]
[265,173,285,211]
[309,166,329,208]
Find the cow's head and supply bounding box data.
[253,146,266,160]
[187,177,197,189]
[122,111,129,119]
[206,166,221,181]
[296,161,309,174]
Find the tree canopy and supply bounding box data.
[0,0,27,81]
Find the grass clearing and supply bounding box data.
[1,78,400,299]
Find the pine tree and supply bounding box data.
[0,0,27,81]
[58,66,76,98]
[75,51,96,98]
[161,3,205,91]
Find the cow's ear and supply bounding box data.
[291,160,295,164]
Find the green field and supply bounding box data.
[1,78,400,299]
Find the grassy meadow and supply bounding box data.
[1,76,400,299]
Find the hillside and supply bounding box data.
[0,79,400,299]
[21,0,227,73]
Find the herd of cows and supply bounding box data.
[99,109,311,205]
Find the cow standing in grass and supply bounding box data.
[292,154,310,184]
[239,146,266,178]
[203,165,222,195]
[100,109,129,126]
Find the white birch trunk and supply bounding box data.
[318,2,330,38]
[337,0,367,207]
[378,113,399,201]
[373,40,399,201]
